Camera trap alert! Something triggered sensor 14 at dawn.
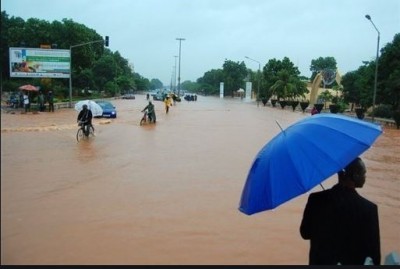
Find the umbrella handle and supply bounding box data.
[319,183,325,190]
[275,120,284,131]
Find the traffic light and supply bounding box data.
[105,36,109,47]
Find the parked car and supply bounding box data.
[95,100,117,118]
[121,93,135,99]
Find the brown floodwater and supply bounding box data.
[1,95,399,265]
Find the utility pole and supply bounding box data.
[245,56,261,106]
[69,36,109,108]
[174,55,178,93]
[176,38,185,97]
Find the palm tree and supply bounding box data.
[270,70,296,100]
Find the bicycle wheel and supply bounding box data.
[140,117,145,126]
[76,128,84,142]
[88,125,95,138]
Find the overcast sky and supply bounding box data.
[2,0,399,86]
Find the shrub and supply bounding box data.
[393,111,400,129]
[372,104,393,119]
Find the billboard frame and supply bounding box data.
[9,47,70,78]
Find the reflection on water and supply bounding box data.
[76,137,97,163]
[1,96,399,265]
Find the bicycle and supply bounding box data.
[76,121,95,142]
[140,111,155,125]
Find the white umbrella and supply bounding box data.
[74,100,103,117]
[237,88,245,93]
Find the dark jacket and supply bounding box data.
[143,103,154,114]
[77,109,93,125]
[300,184,380,265]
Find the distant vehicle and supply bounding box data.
[153,93,164,101]
[121,93,135,99]
[149,91,158,97]
[95,100,117,118]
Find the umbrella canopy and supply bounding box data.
[237,88,245,93]
[239,113,382,215]
[19,84,38,91]
[74,100,103,117]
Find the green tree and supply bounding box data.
[181,80,200,93]
[270,70,298,100]
[116,75,135,93]
[318,90,333,108]
[263,57,306,100]
[222,60,247,97]
[197,68,224,95]
[133,73,150,92]
[310,56,337,82]
[150,79,163,91]
[341,64,374,110]
[377,33,400,110]
[1,12,139,98]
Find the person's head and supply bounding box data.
[149,101,152,105]
[338,157,366,188]
[82,104,88,110]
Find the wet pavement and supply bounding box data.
[1,95,399,265]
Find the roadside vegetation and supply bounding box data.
[1,11,399,123]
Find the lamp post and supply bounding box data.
[69,37,108,108]
[245,56,261,106]
[174,55,178,93]
[365,14,380,122]
[176,38,185,97]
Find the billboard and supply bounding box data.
[9,47,70,78]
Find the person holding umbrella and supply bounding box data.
[300,157,381,265]
[23,92,30,112]
[77,104,93,136]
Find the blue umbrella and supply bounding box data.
[239,113,382,215]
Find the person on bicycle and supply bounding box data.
[141,101,156,123]
[77,104,93,136]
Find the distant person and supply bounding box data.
[47,91,54,112]
[311,106,319,115]
[23,92,30,112]
[142,101,156,123]
[171,93,177,105]
[19,92,24,108]
[38,91,45,112]
[146,93,150,100]
[77,104,93,136]
[300,157,381,265]
[164,96,171,114]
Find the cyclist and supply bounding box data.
[141,101,156,123]
[77,104,93,136]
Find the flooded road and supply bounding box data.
[1,95,399,265]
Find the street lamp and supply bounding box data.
[69,37,108,108]
[176,38,185,97]
[365,14,380,122]
[174,55,178,93]
[245,56,261,106]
